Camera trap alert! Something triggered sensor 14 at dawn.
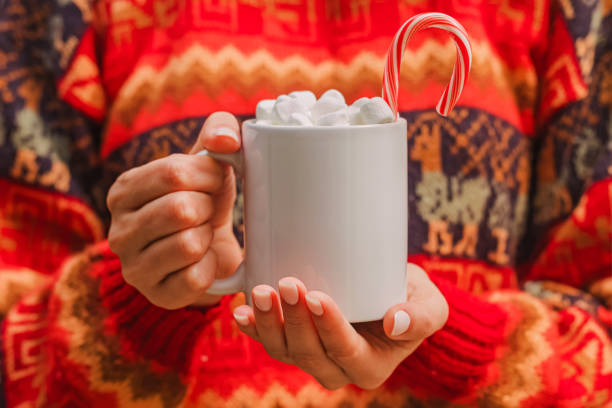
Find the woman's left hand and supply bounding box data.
[232,263,449,390]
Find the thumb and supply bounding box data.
[190,111,241,154]
[382,264,449,342]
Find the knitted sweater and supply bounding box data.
[1,0,611,407]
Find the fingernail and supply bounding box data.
[252,287,272,312]
[391,310,411,336]
[233,311,250,326]
[278,279,299,305]
[212,127,239,142]
[305,294,324,316]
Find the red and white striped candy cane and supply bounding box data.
[382,12,472,118]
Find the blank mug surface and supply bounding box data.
[241,119,407,322]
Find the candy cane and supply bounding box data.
[382,12,472,118]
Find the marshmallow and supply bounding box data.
[316,109,349,126]
[359,97,394,124]
[288,112,313,126]
[255,90,395,126]
[289,91,317,110]
[311,96,346,122]
[274,97,308,124]
[320,89,346,105]
[276,94,292,103]
[347,105,364,125]
[351,97,370,109]
[256,99,278,123]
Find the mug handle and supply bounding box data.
[196,149,246,295]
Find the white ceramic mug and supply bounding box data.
[200,118,407,322]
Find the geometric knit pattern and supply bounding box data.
[0,0,611,406]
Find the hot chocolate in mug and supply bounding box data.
[199,119,407,323]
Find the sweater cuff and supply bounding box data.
[94,243,223,373]
[399,276,509,401]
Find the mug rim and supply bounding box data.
[242,117,406,132]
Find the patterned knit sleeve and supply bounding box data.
[0,1,222,406]
[0,0,106,299]
[2,240,231,407]
[392,1,612,406]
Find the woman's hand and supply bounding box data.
[233,263,448,390]
[107,112,243,309]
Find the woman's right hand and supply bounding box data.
[107,112,243,309]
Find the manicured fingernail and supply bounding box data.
[278,279,299,305]
[252,287,272,312]
[233,311,250,326]
[305,294,324,316]
[212,127,239,142]
[391,310,411,336]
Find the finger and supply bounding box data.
[124,223,213,289]
[382,264,449,342]
[382,297,448,342]
[107,154,224,211]
[207,227,243,279]
[147,248,218,309]
[279,277,350,390]
[190,112,241,154]
[251,285,289,363]
[233,305,260,342]
[120,191,214,252]
[303,290,387,388]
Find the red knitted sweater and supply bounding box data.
[1,0,611,407]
